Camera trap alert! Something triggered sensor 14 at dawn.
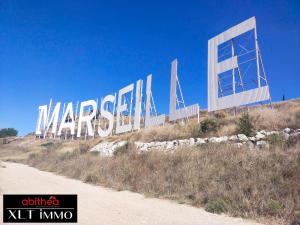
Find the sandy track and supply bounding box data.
[0,162,262,225]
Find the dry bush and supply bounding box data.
[214,110,228,119]
[25,140,300,224]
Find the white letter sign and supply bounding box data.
[208,17,270,111]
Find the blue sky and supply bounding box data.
[0,0,299,135]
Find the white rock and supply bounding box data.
[161,141,168,148]
[140,146,148,152]
[208,137,218,143]
[284,128,291,133]
[111,141,128,151]
[208,136,228,143]
[249,137,256,142]
[260,130,267,135]
[219,136,228,142]
[116,141,128,148]
[152,142,160,147]
[189,138,195,145]
[89,141,117,156]
[196,138,206,145]
[255,132,265,140]
[282,132,290,140]
[237,134,248,142]
[265,131,272,136]
[134,141,143,148]
[143,143,150,149]
[229,135,238,142]
[166,141,175,150]
[291,132,300,138]
[147,142,153,148]
[256,140,269,149]
[178,139,189,146]
[140,142,150,151]
[173,140,179,146]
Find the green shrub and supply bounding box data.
[268,199,283,215]
[205,199,227,214]
[41,142,54,147]
[0,128,18,138]
[201,118,218,134]
[41,142,61,150]
[237,113,253,136]
[79,143,90,154]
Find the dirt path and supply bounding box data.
[0,162,263,225]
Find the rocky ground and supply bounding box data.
[90,127,300,156]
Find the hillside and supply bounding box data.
[1,99,300,225]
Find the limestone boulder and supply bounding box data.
[237,134,248,142]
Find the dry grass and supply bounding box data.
[125,99,300,142]
[130,123,200,142]
[21,139,300,225]
[249,101,300,131]
[1,99,300,224]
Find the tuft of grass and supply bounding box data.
[84,173,99,184]
[267,134,287,149]
[268,199,283,216]
[205,199,227,214]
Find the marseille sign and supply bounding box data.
[36,16,271,138]
[36,59,200,138]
